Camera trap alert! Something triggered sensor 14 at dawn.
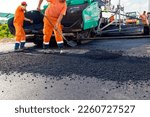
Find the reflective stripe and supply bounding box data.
[43,42,49,45]
[21,40,26,43]
[15,41,20,43]
[57,41,63,44]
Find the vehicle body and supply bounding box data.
[101,24,144,36]
[8,0,102,45]
[99,11,145,36]
[8,0,148,46]
[125,12,138,24]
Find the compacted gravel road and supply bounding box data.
[0,38,150,100]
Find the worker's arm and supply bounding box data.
[55,4,67,28]
[55,14,64,29]
[57,14,63,24]
[37,0,43,11]
[24,17,33,23]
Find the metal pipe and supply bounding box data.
[71,35,150,41]
[118,0,121,31]
[149,0,150,12]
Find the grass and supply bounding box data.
[0,24,14,39]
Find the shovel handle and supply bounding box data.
[44,15,69,42]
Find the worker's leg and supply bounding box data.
[15,36,21,50]
[20,28,26,49]
[54,24,64,49]
[14,24,22,50]
[43,17,53,49]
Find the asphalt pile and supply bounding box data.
[0,49,150,81]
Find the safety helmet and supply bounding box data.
[21,1,27,6]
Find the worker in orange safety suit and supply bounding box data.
[139,11,149,26]
[37,0,67,50]
[13,1,33,51]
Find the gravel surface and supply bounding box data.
[0,38,150,100]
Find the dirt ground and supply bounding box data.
[0,38,15,43]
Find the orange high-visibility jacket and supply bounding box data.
[45,0,67,18]
[140,14,149,25]
[13,6,25,26]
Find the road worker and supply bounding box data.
[13,1,33,51]
[139,11,149,26]
[37,0,67,50]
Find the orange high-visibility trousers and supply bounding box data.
[43,16,63,45]
[14,23,26,43]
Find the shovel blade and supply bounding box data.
[67,40,77,47]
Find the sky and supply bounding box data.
[111,0,149,13]
[0,0,149,14]
[0,0,47,13]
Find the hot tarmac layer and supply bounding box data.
[0,38,150,100]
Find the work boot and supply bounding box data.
[14,43,20,51]
[43,44,49,49]
[58,43,64,54]
[20,42,26,49]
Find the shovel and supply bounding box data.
[43,14,77,47]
